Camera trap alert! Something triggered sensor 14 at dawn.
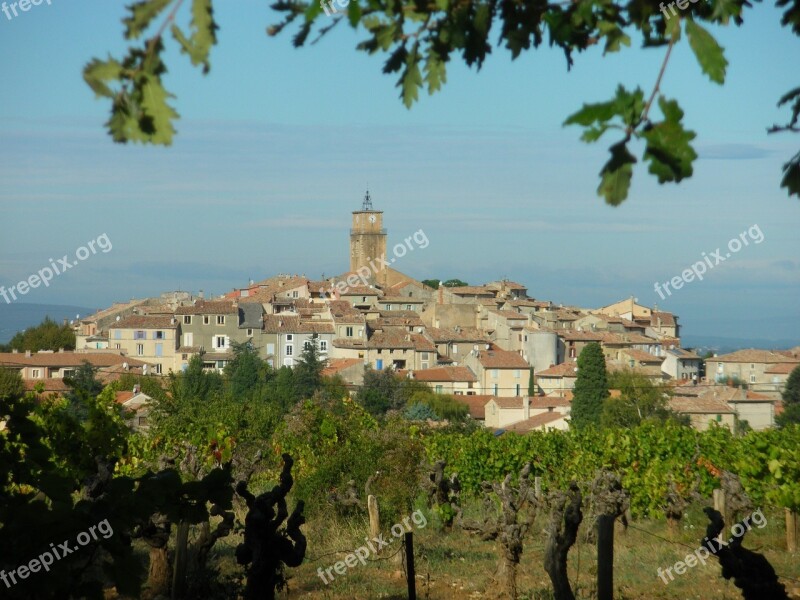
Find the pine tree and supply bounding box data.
[570,342,609,430]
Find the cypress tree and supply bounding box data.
[570,342,609,429]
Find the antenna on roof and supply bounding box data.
[362,189,373,211]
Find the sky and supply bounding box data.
[0,0,798,342]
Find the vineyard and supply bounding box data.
[1,355,799,599]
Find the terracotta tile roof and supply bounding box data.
[23,378,71,393]
[537,362,579,377]
[447,286,495,296]
[174,300,238,315]
[503,412,567,433]
[476,349,529,369]
[409,366,477,382]
[709,349,799,364]
[112,315,178,329]
[530,395,572,408]
[547,390,574,401]
[452,394,493,419]
[115,391,135,404]
[367,332,436,351]
[322,358,363,377]
[380,296,425,303]
[651,311,676,327]
[329,301,366,324]
[332,338,368,349]
[489,310,530,321]
[765,362,800,375]
[0,352,150,368]
[667,348,700,359]
[80,299,148,322]
[341,286,381,296]
[620,349,664,364]
[489,396,527,409]
[669,396,735,414]
[262,315,334,334]
[426,327,488,343]
[558,330,605,342]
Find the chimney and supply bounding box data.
[58,348,64,353]
[198,289,204,299]
[438,285,444,304]
[25,350,31,357]
[12,349,18,354]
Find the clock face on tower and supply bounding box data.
[368,215,376,223]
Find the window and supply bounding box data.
[217,315,225,325]
[246,328,253,337]
[114,330,121,339]
[286,334,293,341]
[516,384,521,395]
[493,384,498,395]
[452,344,458,354]
[750,374,756,383]
[154,331,164,339]
[31,369,40,378]
[138,416,148,426]
[115,344,121,350]
[716,414,722,422]
[214,335,227,349]
[304,341,311,350]
[320,340,328,351]
[362,296,366,302]
[492,369,499,379]
[155,364,162,374]
[136,344,144,356]
[155,343,163,357]
[203,316,210,325]
[292,291,299,298]
[267,343,275,355]
[385,304,392,310]
[421,362,428,369]
[514,369,520,379]
[134,330,146,340]
[406,304,412,311]
[524,335,528,342]
[286,345,293,356]
[421,352,429,360]
[182,354,188,360]
[750,363,754,370]
[346,326,354,337]
[183,315,192,324]
[62,369,75,378]
[435,385,443,394]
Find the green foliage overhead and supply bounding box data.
[86,1,800,201]
[570,342,609,430]
[1,316,76,352]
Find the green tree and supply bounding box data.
[443,279,469,287]
[601,368,677,428]
[777,364,800,427]
[527,368,535,396]
[570,342,609,430]
[3,316,76,352]
[224,340,269,399]
[421,279,440,289]
[356,367,403,416]
[85,1,800,201]
[293,334,325,400]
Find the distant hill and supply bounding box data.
[682,334,799,355]
[0,303,96,344]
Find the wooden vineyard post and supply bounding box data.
[787,508,798,552]
[405,532,417,600]
[368,495,381,554]
[596,515,614,600]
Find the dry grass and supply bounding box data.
[249,501,800,600]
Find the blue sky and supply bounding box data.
[0,0,798,341]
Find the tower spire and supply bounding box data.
[362,189,373,211]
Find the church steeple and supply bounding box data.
[350,190,387,277]
[362,189,373,211]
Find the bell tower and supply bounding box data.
[350,190,387,277]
